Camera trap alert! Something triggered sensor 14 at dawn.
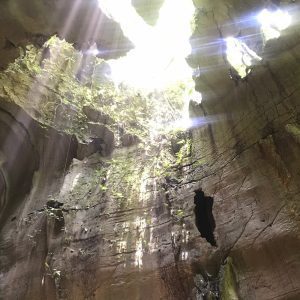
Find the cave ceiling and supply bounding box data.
[0,0,133,70]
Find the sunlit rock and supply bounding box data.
[258,8,291,42]
[131,0,165,26]
[225,37,262,78]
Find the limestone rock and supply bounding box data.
[131,0,165,26]
[54,103,78,128]
[77,138,103,160]
[120,133,140,147]
[83,106,113,125]
[0,0,133,69]
[87,122,114,155]
[1,1,300,299]
[0,99,77,225]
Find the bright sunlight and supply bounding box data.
[98,0,195,91]
[257,8,291,42]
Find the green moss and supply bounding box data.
[220,257,239,300]
[0,36,186,144]
[103,151,145,208]
[175,138,192,165]
[285,124,300,144]
[0,36,195,215]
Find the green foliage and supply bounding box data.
[175,209,184,217]
[0,36,187,144]
[105,152,144,208]
[175,138,192,165]
[220,257,239,300]
[0,36,194,212]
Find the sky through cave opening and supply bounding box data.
[97,0,202,133]
[98,0,196,91]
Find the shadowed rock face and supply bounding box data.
[0,102,39,223]
[0,100,79,225]
[0,0,133,69]
[0,169,7,218]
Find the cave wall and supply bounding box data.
[0,0,133,70]
[0,0,300,300]
[0,99,196,300]
[184,0,300,298]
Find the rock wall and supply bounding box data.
[184,0,300,298]
[0,99,195,299]
[0,0,300,299]
[0,0,133,70]
[131,0,165,26]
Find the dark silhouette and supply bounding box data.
[46,200,64,209]
[194,189,217,246]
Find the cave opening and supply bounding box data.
[98,0,195,91]
[0,0,299,298]
[194,189,217,247]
